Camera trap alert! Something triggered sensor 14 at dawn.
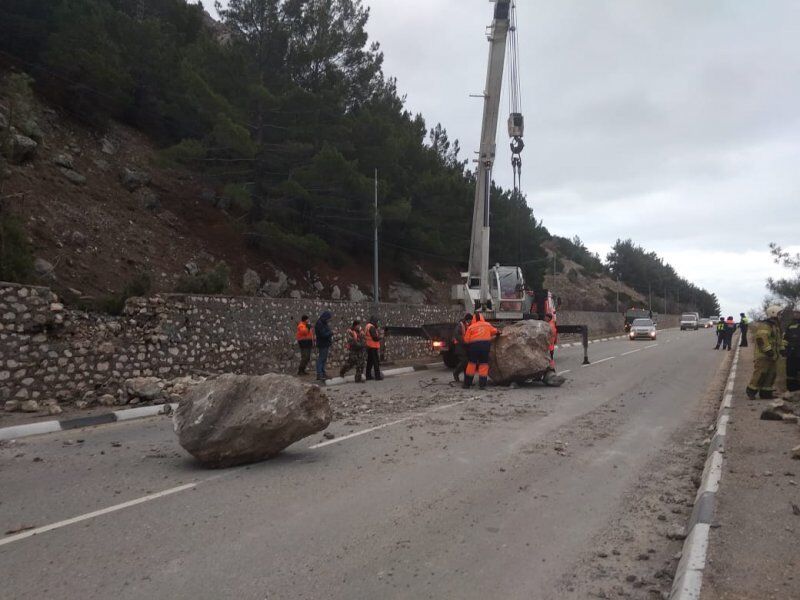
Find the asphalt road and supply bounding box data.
[1,328,725,599]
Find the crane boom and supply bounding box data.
[468,0,512,309]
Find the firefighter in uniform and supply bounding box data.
[746,305,785,400]
[452,313,473,382]
[364,315,383,381]
[784,309,800,392]
[463,312,499,390]
[295,315,314,375]
[339,320,366,383]
[714,317,725,350]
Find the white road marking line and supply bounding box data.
[644,343,659,349]
[309,415,417,449]
[0,483,199,548]
[557,370,571,376]
[582,356,615,367]
[621,349,642,356]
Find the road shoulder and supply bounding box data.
[702,345,800,600]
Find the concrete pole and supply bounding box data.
[373,169,379,311]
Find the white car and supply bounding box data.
[629,318,657,340]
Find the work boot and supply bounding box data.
[745,387,758,400]
[463,375,474,390]
[375,374,384,381]
[453,371,460,383]
[355,374,364,383]
[478,378,487,390]
[759,390,775,400]
[339,367,346,378]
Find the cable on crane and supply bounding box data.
[507,2,525,198]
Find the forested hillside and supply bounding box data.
[0,0,549,287]
[0,0,719,316]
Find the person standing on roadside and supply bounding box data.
[722,316,736,351]
[339,319,366,383]
[295,315,314,375]
[545,312,558,370]
[739,312,750,347]
[463,312,499,390]
[364,315,383,381]
[746,305,784,400]
[714,317,725,350]
[452,313,473,382]
[314,310,334,383]
[784,309,800,392]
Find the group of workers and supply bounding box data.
[746,305,800,399]
[451,311,558,389]
[714,313,749,350]
[295,313,383,384]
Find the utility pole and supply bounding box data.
[648,281,652,312]
[664,283,667,314]
[373,169,379,310]
[616,272,620,313]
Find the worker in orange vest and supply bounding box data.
[295,314,314,375]
[364,315,383,381]
[545,312,558,370]
[463,312,499,390]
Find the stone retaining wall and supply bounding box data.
[0,281,683,409]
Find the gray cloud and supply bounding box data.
[212,1,800,314]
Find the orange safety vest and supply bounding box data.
[365,323,381,349]
[296,321,313,341]
[464,315,498,343]
[346,328,363,350]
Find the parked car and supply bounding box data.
[680,313,699,331]
[629,318,657,340]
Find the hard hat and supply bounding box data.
[765,305,783,319]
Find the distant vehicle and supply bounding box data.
[624,308,652,333]
[708,315,720,329]
[629,318,657,340]
[680,313,699,331]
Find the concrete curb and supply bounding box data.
[0,404,177,443]
[0,361,445,442]
[669,342,740,600]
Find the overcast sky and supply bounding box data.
[211,1,799,315]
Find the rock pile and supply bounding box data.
[174,374,332,467]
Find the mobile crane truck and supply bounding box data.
[387,1,590,380]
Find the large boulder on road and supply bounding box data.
[174,374,332,468]
[489,320,552,385]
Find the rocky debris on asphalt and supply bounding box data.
[760,400,798,422]
[489,320,552,385]
[52,153,74,169]
[174,373,332,468]
[792,445,800,460]
[20,400,40,413]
